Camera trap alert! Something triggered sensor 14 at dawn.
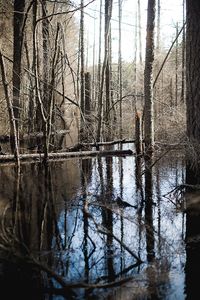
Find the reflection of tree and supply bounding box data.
[185,192,200,300]
[0,163,70,298]
[135,155,144,265]
[145,156,155,262]
[97,156,115,282]
[118,153,125,274]
[104,156,115,282]
[81,158,92,285]
[155,167,161,253]
[0,166,44,299]
[144,155,157,298]
[144,156,171,300]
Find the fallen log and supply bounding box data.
[0,149,134,163]
[82,139,135,147]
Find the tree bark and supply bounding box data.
[12,0,26,150]
[144,0,156,154]
[0,50,20,166]
[181,0,185,103]
[96,0,113,144]
[118,0,122,139]
[138,0,142,64]
[80,0,85,142]
[156,0,160,51]
[186,0,200,183]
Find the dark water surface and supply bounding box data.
[0,144,199,299]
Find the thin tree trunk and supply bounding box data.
[134,8,138,97]
[42,0,50,115]
[170,78,173,107]
[138,0,142,64]
[0,50,20,166]
[41,0,51,162]
[104,25,111,141]
[175,23,179,106]
[12,0,26,151]
[92,17,96,103]
[97,0,102,104]
[144,0,156,154]
[85,72,91,136]
[96,0,113,145]
[181,0,185,103]
[29,0,37,134]
[80,0,85,142]
[118,0,123,139]
[156,0,160,51]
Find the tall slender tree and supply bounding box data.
[96,0,113,144]
[118,0,122,139]
[181,0,185,103]
[175,23,179,107]
[156,0,160,51]
[144,0,156,153]
[138,0,142,65]
[80,0,85,141]
[12,0,26,151]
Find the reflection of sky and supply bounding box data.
[57,149,186,299]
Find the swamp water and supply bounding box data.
[0,144,199,299]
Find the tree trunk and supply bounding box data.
[85,71,91,140]
[80,0,85,142]
[97,0,102,104]
[186,0,200,183]
[156,0,160,51]
[118,0,122,139]
[175,23,179,106]
[138,0,142,64]
[0,50,20,166]
[181,0,185,103]
[144,0,156,154]
[96,0,113,145]
[12,0,26,150]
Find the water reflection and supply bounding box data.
[0,148,192,299]
[185,191,200,300]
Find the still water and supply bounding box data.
[0,144,199,299]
